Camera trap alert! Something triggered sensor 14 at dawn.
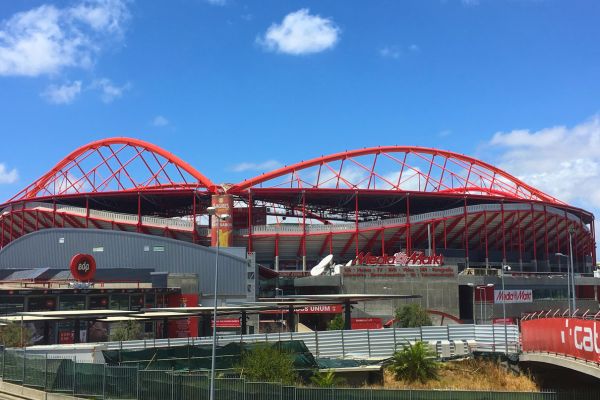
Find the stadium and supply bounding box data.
[0,137,598,337]
[0,137,594,270]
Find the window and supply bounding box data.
[92,247,104,252]
[58,237,65,244]
[153,246,165,252]
[144,246,150,252]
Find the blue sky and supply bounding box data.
[1,0,600,219]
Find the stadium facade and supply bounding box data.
[0,137,598,332]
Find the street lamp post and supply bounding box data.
[501,265,511,355]
[275,287,284,331]
[568,227,576,312]
[556,252,573,315]
[207,206,230,400]
[477,284,494,323]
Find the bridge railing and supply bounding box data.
[521,315,600,365]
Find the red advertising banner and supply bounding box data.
[522,318,600,363]
[211,194,233,247]
[166,293,199,338]
[211,318,241,328]
[351,318,383,330]
[58,330,74,344]
[262,304,343,314]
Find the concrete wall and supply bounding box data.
[341,269,460,321]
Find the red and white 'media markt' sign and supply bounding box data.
[494,290,533,304]
[352,251,444,266]
[522,318,600,363]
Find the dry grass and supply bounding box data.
[374,358,539,392]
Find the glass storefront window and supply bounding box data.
[59,295,85,311]
[110,294,129,310]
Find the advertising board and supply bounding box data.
[522,318,600,363]
[494,290,533,304]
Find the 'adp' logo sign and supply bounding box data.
[70,254,96,281]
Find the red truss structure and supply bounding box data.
[9,138,214,201]
[0,138,595,273]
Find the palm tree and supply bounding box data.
[310,370,346,387]
[388,341,440,383]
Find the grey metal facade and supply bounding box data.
[0,228,253,302]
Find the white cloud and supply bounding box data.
[41,80,82,104]
[379,44,420,59]
[462,0,480,6]
[379,46,401,59]
[488,115,600,209]
[206,0,227,6]
[438,130,452,137]
[91,77,130,103]
[152,115,169,127]
[258,9,340,55]
[231,160,282,173]
[0,0,129,77]
[69,0,129,35]
[0,163,18,184]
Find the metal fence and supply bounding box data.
[93,324,520,359]
[0,351,593,400]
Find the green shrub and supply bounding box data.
[109,320,144,341]
[235,345,299,384]
[394,303,432,328]
[0,322,31,348]
[310,369,346,387]
[388,341,440,383]
[327,315,345,331]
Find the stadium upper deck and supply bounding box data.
[0,138,594,272]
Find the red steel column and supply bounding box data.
[248,191,253,253]
[431,222,436,256]
[406,195,411,254]
[302,190,307,271]
[517,209,523,270]
[381,228,386,255]
[592,219,597,265]
[544,206,549,270]
[463,198,469,267]
[191,192,197,244]
[531,204,537,271]
[484,210,489,268]
[52,199,57,227]
[85,197,90,228]
[556,214,561,253]
[137,192,142,233]
[275,234,280,272]
[355,192,359,257]
[501,202,506,263]
[443,219,447,249]
[20,202,25,237]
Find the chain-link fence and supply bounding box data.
[0,348,597,400]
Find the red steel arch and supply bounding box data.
[230,146,563,204]
[9,137,215,201]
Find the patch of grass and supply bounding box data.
[375,358,539,391]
